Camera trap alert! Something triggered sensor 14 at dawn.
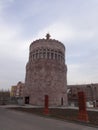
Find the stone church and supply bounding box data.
[24,34,67,106]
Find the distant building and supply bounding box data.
[67,83,98,107]
[0,90,10,105]
[10,82,25,105]
[15,82,24,98]
[10,85,17,97]
[24,34,67,106]
[10,81,24,98]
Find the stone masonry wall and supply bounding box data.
[24,37,67,106]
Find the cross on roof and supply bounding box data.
[46,33,51,40]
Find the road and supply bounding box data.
[0,107,97,130]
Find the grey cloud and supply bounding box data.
[0,0,98,89]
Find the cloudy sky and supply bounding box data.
[0,0,98,90]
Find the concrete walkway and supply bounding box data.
[0,107,97,130]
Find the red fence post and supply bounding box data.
[44,95,49,114]
[78,91,89,122]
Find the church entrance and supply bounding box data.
[25,96,29,104]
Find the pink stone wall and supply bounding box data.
[24,38,67,106]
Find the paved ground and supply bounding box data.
[0,107,97,130]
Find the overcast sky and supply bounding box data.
[0,0,98,90]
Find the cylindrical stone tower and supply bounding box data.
[24,34,67,106]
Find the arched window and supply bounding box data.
[36,53,38,59]
[51,50,54,59]
[47,52,49,59]
[61,55,63,62]
[36,50,38,59]
[39,49,42,58]
[41,48,44,58]
[43,49,46,58]
[33,53,36,59]
[47,49,50,59]
[58,54,60,60]
[51,52,53,59]
[33,54,34,60]
[55,53,57,60]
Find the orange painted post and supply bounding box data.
[78,91,89,122]
[44,95,49,114]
